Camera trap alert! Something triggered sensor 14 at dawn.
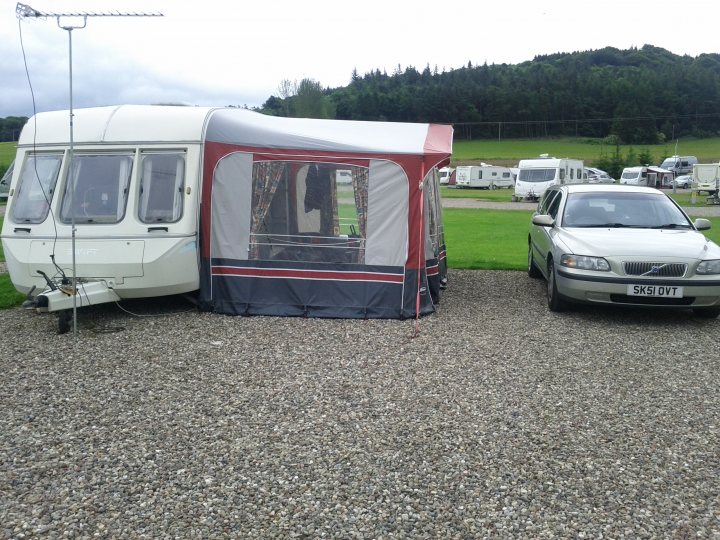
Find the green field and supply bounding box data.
[0,141,16,167]
[443,208,720,270]
[452,137,720,166]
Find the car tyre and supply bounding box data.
[692,307,720,318]
[547,260,568,312]
[528,243,541,278]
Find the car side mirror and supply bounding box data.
[532,214,555,227]
[694,218,711,231]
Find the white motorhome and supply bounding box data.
[660,155,698,177]
[619,166,674,188]
[513,156,584,200]
[456,164,514,189]
[693,163,720,194]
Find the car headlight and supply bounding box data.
[696,259,720,275]
[560,254,610,271]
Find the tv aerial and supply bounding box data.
[15,3,163,336]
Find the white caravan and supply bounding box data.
[619,166,673,188]
[455,164,514,189]
[693,163,720,194]
[1,105,453,331]
[513,156,584,200]
[438,166,455,185]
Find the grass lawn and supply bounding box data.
[440,186,516,201]
[443,208,720,269]
[443,208,532,269]
[452,137,720,165]
[0,215,26,308]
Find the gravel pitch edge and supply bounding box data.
[1,269,719,538]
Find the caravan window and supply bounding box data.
[519,168,556,183]
[10,154,62,224]
[60,153,133,224]
[424,168,444,259]
[248,161,368,264]
[138,153,185,223]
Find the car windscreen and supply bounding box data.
[518,168,556,183]
[562,192,692,229]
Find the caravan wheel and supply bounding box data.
[58,310,71,334]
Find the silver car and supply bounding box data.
[585,167,615,184]
[528,184,720,317]
[673,174,693,189]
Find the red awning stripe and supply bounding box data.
[212,266,405,284]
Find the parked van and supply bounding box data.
[620,166,674,188]
[456,164,514,189]
[513,156,584,200]
[659,155,698,177]
[693,163,720,194]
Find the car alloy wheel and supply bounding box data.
[547,261,568,312]
[528,243,541,278]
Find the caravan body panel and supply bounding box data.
[2,105,210,299]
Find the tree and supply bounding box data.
[277,79,297,116]
[293,79,336,119]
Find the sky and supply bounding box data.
[1,0,719,118]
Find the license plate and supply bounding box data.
[627,284,684,298]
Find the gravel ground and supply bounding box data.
[1,269,719,538]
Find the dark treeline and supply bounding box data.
[0,117,28,143]
[261,45,720,144]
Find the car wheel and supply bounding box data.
[528,243,541,278]
[692,307,720,318]
[547,260,568,312]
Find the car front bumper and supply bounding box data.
[555,268,720,308]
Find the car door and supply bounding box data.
[532,188,564,271]
[530,189,559,271]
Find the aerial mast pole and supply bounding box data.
[15,3,163,336]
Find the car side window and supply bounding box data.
[539,190,558,214]
[547,191,563,219]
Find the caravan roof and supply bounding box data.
[19,105,451,159]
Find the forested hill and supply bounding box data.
[261,45,720,144]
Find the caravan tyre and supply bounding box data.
[58,310,71,334]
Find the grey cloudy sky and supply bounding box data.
[1,0,718,117]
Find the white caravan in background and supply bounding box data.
[693,163,720,194]
[619,166,674,188]
[438,166,455,185]
[455,164,514,189]
[513,156,584,200]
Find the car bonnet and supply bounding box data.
[556,227,720,260]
